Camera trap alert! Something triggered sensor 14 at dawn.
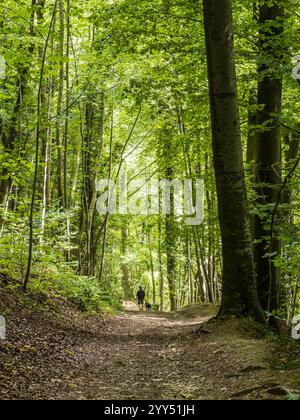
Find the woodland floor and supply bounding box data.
[0,289,300,400]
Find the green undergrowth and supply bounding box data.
[1,271,122,316]
[34,273,122,315]
[0,228,121,316]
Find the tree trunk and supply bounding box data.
[203,0,265,322]
[158,216,164,311]
[23,1,58,291]
[147,227,156,305]
[41,4,54,241]
[253,2,284,314]
[121,224,132,300]
[55,0,65,208]
[86,93,105,274]
[165,166,177,311]
[192,228,206,303]
[99,107,114,286]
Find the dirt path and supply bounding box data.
[71,311,212,400]
[1,292,299,400]
[61,311,299,400]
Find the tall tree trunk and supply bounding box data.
[158,216,164,311]
[192,229,206,303]
[99,107,114,286]
[79,102,92,274]
[55,0,65,208]
[253,2,284,314]
[24,1,58,291]
[186,232,194,305]
[64,0,71,261]
[41,2,54,241]
[147,227,156,305]
[203,0,265,322]
[64,0,70,206]
[86,93,105,274]
[121,224,132,300]
[165,165,177,311]
[281,131,300,316]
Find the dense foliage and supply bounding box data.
[0,0,299,322]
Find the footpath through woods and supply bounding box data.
[0,291,299,400]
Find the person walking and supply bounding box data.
[137,286,145,311]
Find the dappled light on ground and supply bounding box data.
[1,290,299,400]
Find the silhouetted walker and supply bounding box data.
[137,286,145,311]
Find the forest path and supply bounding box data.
[75,311,211,400]
[66,310,292,400]
[1,292,298,400]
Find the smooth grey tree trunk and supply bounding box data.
[203,0,265,322]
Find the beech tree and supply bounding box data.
[203,0,265,322]
[253,1,285,315]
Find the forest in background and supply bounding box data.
[0,0,299,327]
